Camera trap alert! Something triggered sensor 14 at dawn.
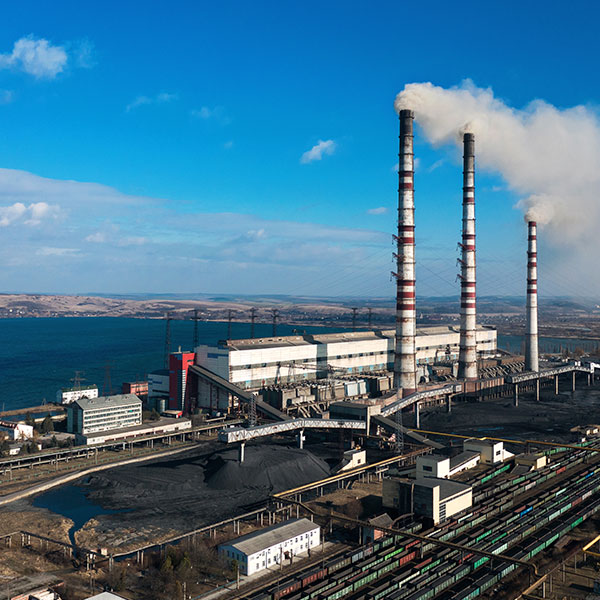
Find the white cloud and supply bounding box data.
[300,139,337,164]
[85,231,107,243]
[118,236,147,247]
[36,247,79,257]
[223,140,234,149]
[0,90,13,104]
[0,36,68,79]
[191,106,230,124]
[0,201,59,226]
[367,207,388,215]
[73,39,95,69]
[126,92,178,112]
[0,202,27,226]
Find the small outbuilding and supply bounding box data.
[219,518,320,576]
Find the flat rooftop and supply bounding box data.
[221,518,318,556]
[449,451,480,470]
[221,325,496,352]
[73,394,141,411]
[414,476,471,500]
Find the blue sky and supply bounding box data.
[0,1,599,298]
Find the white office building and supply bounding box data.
[196,325,497,391]
[219,518,320,576]
[57,385,99,405]
[67,394,142,436]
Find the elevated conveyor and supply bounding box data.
[371,414,444,449]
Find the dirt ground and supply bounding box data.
[408,383,600,445]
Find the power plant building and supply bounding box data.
[383,476,472,525]
[195,325,497,391]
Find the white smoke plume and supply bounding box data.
[395,81,600,242]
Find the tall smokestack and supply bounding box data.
[525,221,539,371]
[393,109,417,396]
[458,133,478,380]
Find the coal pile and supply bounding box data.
[205,445,330,492]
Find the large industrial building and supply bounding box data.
[195,325,497,391]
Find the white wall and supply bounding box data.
[417,455,450,479]
[439,489,473,524]
[221,526,320,576]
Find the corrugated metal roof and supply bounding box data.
[221,518,318,556]
[73,394,141,411]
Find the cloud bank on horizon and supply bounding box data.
[395,81,600,245]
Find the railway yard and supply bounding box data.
[239,442,600,600]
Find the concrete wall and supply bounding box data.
[417,455,450,479]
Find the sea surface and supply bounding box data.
[0,318,344,412]
[0,317,596,413]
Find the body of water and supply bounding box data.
[1,318,596,414]
[0,317,344,412]
[32,482,128,547]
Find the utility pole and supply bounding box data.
[250,307,257,338]
[367,307,373,330]
[164,312,172,369]
[272,309,279,337]
[193,308,199,349]
[227,309,233,340]
[351,307,358,332]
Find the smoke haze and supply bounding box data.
[395,81,600,243]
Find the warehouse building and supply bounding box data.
[383,476,472,525]
[67,394,142,436]
[0,420,34,441]
[78,417,191,445]
[218,518,320,576]
[195,325,497,391]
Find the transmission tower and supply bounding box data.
[193,309,200,349]
[164,312,172,368]
[271,309,279,337]
[394,405,404,454]
[248,394,257,427]
[70,370,85,391]
[227,309,233,340]
[250,307,257,338]
[351,307,358,332]
[367,308,373,330]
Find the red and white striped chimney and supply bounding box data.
[525,221,539,371]
[458,133,478,380]
[394,109,417,396]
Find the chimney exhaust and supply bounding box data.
[393,109,417,396]
[525,221,539,371]
[458,133,478,380]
